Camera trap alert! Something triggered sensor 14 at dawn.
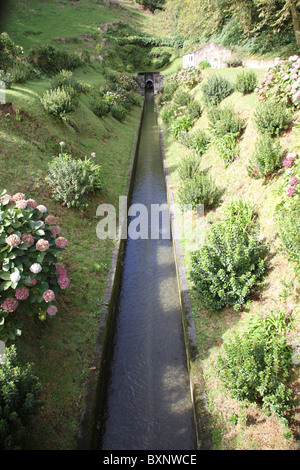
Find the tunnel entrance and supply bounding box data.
[134,72,164,94]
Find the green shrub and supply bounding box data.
[11,62,38,84]
[171,114,194,138]
[187,100,203,120]
[177,153,201,180]
[0,346,41,450]
[0,70,12,89]
[173,88,191,107]
[247,135,283,179]
[40,86,78,117]
[111,104,127,121]
[27,44,82,74]
[277,204,300,274]
[91,96,110,117]
[201,74,233,106]
[254,100,293,136]
[215,132,239,167]
[160,102,177,123]
[217,312,293,421]
[47,154,104,208]
[235,70,257,94]
[189,220,267,310]
[185,129,210,156]
[177,172,221,210]
[50,69,83,94]
[198,60,211,69]
[221,197,258,234]
[208,105,244,138]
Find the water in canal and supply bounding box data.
[100,89,197,450]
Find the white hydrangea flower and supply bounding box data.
[30,263,42,274]
[10,272,21,283]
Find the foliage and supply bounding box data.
[215,132,240,168]
[135,0,166,12]
[47,154,104,208]
[171,113,194,138]
[255,56,300,108]
[0,345,41,450]
[111,104,127,121]
[91,96,110,117]
[221,198,258,234]
[253,99,293,136]
[0,190,70,341]
[201,74,233,106]
[164,67,202,91]
[275,150,300,274]
[208,105,244,138]
[177,153,201,180]
[40,86,78,118]
[10,62,41,84]
[189,210,267,311]
[173,88,191,107]
[177,172,221,210]
[179,128,210,156]
[217,311,294,423]
[235,70,258,94]
[247,135,284,179]
[187,100,203,120]
[50,70,83,94]
[0,32,23,72]
[0,70,12,89]
[27,44,82,74]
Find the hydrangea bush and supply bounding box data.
[255,55,300,107]
[0,190,70,341]
[164,67,202,91]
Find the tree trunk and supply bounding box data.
[288,0,300,46]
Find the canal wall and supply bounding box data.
[77,100,145,450]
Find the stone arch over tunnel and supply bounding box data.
[134,72,164,94]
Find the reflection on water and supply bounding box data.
[100,91,197,450]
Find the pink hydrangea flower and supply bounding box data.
[1,298,19,312]
[6,234,21,247]
[0,194,11,202]
[21,233,35,245]
[36,205,47,213]
[15,287,30,301]
[47,305,58,316]
[36,239,49,252]
[11,192,25,202]
[55,237,68,248]
[55,263,67,276]
[15,199,27,209]
[289,176,298,186]
[26,199,37,208]
[25,277,37,287]
[45,215,56,225]
[57,276,70,290]
[43,290,55,303]
[50,225,61,236]
[287,186,297,197]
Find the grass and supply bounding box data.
[157,65,300,450]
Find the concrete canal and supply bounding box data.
[99,89,197,450]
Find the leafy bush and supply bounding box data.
[247,135,283,179]
[50,69,83,94]
[0,70,13,89]
[221,197,257,234]
[253,99,293,136]
[235,70,257,94]
[215,132,239,167]
[0,345,41,450]
[187,100,203,120]
[173,88,191,107]
[201,74,233,106]
[91,96,110,117]
[255,56,300,108]
[177,172,221,210]
[47,154,104,208]
[160,102,177,123]
[11,62,39,84]
[0,32,23,72]
[180,129,210,156]
[111,104,127,121]
[189,220,267,310]
[164,67,202,91]
[27,44,82,74]
[171,114,194,138]
[208,105,244,138]
[177,153,201,180]
[217,312,293,421]
[0,190,70,340]
[40,86,78,117]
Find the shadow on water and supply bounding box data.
[98,90,197,450]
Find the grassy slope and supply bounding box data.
[158,67,300,450]
[0,0,146,450]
